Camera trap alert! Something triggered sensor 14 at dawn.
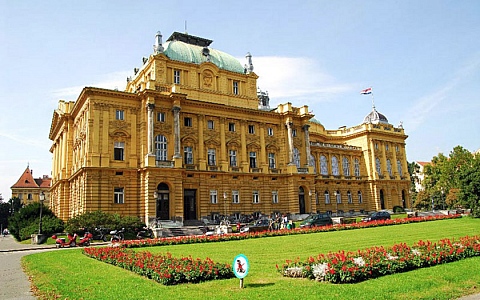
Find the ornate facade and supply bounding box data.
[49,31,410,223]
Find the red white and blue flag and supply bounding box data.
[360,87,372,95]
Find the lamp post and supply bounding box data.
[38,192,45,234]
[334,191,338,216]
[223,192,227,217]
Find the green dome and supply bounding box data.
[163,40,245,74]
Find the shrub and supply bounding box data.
[65,211,144,236]
[393,206,405,213]
[8,202,64,241]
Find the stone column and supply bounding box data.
[172,106,181,158]
[286,121,294,165]
[146,103,155,154]
[303,124,311,165]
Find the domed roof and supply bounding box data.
[309,117,322,125]
[163,40,245,74]
[363,107,389,124]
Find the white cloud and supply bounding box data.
[51,71,129,100]
[245,56,355,107]
[404,54,480,132]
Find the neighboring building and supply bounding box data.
[413,161,431,192]
[48,31,410,223]
[11,166,51,206]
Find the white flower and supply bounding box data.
[353,256,365,267]
[386,253,398,260]
[312,263,329,281]
[284,267,303,278]
[411,249,421,256]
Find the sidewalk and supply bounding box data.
[0,235,53,300]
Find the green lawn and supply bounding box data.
[23,217,480,300]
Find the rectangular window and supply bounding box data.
[292,129,297,137]
[184,117,192,127]
[232,190,239,204]
[249,151,257,168]
[233,81,239,95]
[27,193,32,200]
[348,192,353,203]
[228,123,235,132]
[248,125,255,134]
[114,142,125,160]
[267,127,273,136]
[157,112,165,122]
[207,120,214,130]
[174,69,181,84]
[325,192,330,204]
[114,187,124,204]
[268,153,276,169]
[272,191,279,204]
[252,190,259,203]
[210,190,218,204]
[229,150,237,167]
[116,110,124,120]
[208,148,216,166]
[184,146,193,164]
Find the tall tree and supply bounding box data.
[457,154,480,217]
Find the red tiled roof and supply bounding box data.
[416,161,431,167]
[11,167,51,189]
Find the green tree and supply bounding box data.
[8,202,64,241]
[457,154,480,217]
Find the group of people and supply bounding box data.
[268,214,295,231]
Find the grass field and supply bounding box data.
[23,217,480,300]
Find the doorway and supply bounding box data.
[184,189,197,220]
[298,187,306,214]
[156,183,170,220]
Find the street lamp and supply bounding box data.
[38,192,45,234]
[334,191,338,216]
[223,192,227,217]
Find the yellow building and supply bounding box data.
[49,31,410,223]
[11,166,51,206]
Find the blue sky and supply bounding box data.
[1,0,479,199]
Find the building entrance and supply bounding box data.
[184,189,197,220]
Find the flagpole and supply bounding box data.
[370,87,375,109]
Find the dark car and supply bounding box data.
[300,213,333,228]
[240,218,270,233]
[362,211,391,222]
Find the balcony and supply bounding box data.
[297,168,309,174]
[156,160,174,168]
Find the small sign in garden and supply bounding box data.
[233,254,249,288]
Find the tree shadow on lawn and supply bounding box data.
[245,282,275,288]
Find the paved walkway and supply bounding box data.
[0,235,55,299]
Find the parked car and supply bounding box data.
[362,211,391,222]
[300,213,333,228]
[240,218,270,233]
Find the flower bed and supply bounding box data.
[278,235,480,283]
[120,215,461,249]
[82,247,234,285]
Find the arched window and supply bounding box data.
[155,135,167,161]
[293,148,300,167]
[324,190,330,204]
[354,158,360,177]
[332,156,339,176]
[387,159,393,176]
[397,160,403,176]
[347,191,352,203]
[358,191,363,203]
[375,157,382,175]
[342,157,350,176]
[309,154,316,173]
[320,155,328,175]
